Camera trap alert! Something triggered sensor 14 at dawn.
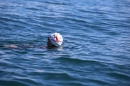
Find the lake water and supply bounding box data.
[0,0,130,86]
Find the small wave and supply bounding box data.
[87,78,110,86]
[0,80,28,86]
[29,71,77,81]
[108,72,130,80]
[107,72,130,85]
[54,57,106,67]
[64,82,85,86]
[45,1,71,6]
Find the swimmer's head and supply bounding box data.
[47,32,63,48]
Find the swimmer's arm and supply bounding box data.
[3,45,19,48]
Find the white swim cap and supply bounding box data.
[49,32,63,46]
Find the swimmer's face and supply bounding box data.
[47,38,51,47]
[47,38,56,48]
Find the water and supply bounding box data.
[0,0,130,86]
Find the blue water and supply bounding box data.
[0,0,130,86]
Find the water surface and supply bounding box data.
[0,0,130,86]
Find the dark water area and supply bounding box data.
[0,0,130,86]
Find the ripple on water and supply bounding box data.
[0,0,130,86]
[0,80,29,86]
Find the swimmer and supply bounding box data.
[47,32,63,48]
[0,32,63,49]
